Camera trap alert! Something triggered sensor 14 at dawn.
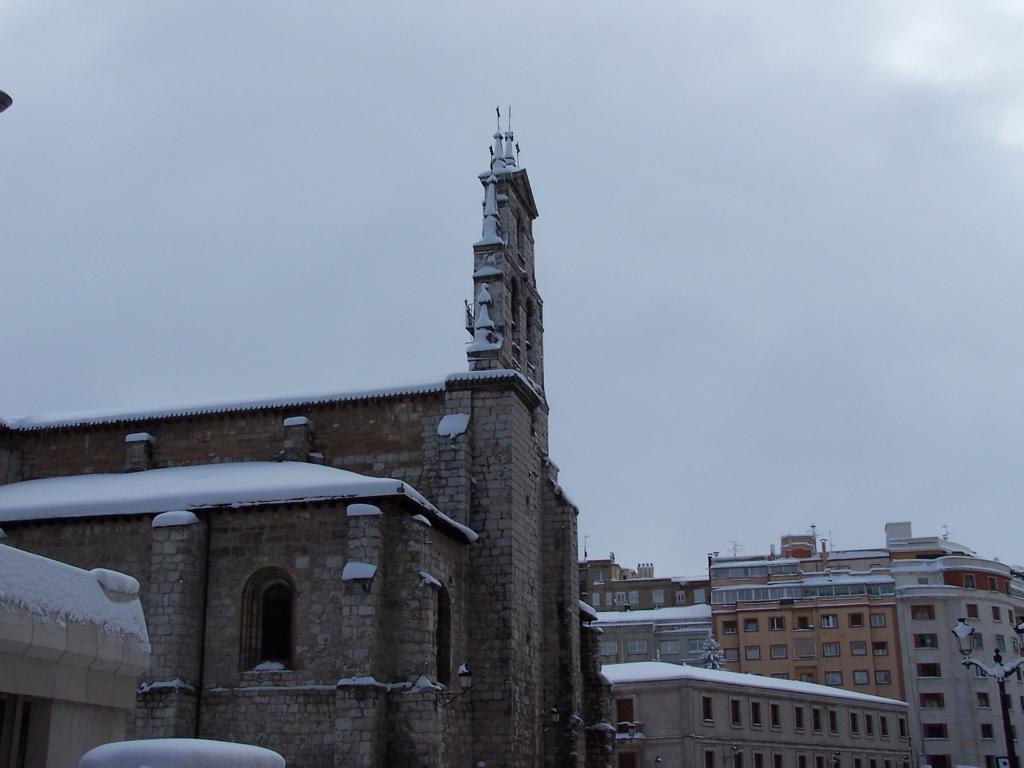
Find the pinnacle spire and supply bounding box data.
[491,132,506,171]
[474,174,503,247]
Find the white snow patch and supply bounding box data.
[341,561,377,581]
[437,413,471,438]
[124,432,154,444]
[251,660,288,672]
[473,266,503,277]
[152,510,200,528]
[0,461,438,523]
[282,416,312,428]
[337,675,391,689]
[408,674,443,692]
[79,738,284,768]
[346,503,382,517]
[411,514,431,527]
[0,544,149,643]
[419,571,442,589]
[92,568,141,596]
[139,678,195,694]
[602,662,908,706]
[594,604,711,625]
[579,600,599,621]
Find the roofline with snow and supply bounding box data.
[4,369,545,432]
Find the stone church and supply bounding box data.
[0,128,611,768]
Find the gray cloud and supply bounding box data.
[3,1,1024,574]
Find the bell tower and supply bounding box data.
[466,119,544,391]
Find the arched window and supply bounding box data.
[241,568,295,671]
[510,278,523,357]
[436,586,452,685]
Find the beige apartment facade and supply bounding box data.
[711,544,905,700]
[605,661,911,768]
[594,605,712,666]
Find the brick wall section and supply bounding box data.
[580,624,614,768]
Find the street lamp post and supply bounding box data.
[951,618,1024,768]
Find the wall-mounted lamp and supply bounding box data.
[438,663,473,706]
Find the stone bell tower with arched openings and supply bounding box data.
[466,123,544,392]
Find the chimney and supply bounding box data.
[820,538,828,568]
[124,432,155,472]
[885,522,913,546]
[281,416,320,463]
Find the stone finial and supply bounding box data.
[124,432,154,472]
[491,131,506,171]
[503,130,516,166]
[475,175,502,247]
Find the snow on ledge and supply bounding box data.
[92,568,141,596]
[411,514,431,527]
[341,561,377,581]
[125,432,154,444]
[138,678,196,694]
[579,600,599,622]
[283,416,312,428]
[437,413,470,438]
[347,503,382,517]
[152,510,200,528]
[79,739,285,768]
[419,571,442,589]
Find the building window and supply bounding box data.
[606,592,614,607]
[849,613,864,628]
[815,757,825,768]
[850,712,859,735]
[963,574,976,589]
[770,644,788,659]
[870,612,888,627]
[591,592,601,608]
[910,605,934,621]
[652,589,665,606]
[755,754,765,768]
[917,663,941,677]
[914,634,939,649]
[812,708,822,733]
[627,640,648,656]
[731,698,742,726]
[615,592,627,606]
[600,641,618,656]
[823,642,840,657]
[774,756,783,768]
[241,568,295,671]
[853,670,869,685]
[628,590,640,605]
[799,672,815,683]
[898,718,907,738]
[851,641,867,656]
[736,754,745,768]
[881,715,889,737]
[702,695,714,723]
[746,646,761,660]
[795,637,816,659]
[824,671,843,686]
[866,714,875,736]
[794,706,805,731]
[966,603,980,619]
[920,693,945,708]
[875,670,892,685]
[770,616,785,631]
[594,570,605,584]
[797,615,811,630]
[828,709,839,734]
[705,752,716,768]
[770,703,781,729]
[821,614,839,628]
[993,606,1003,621]
[978,692,991,708]
[675,590,687,605]
[923,723,949,739]
[659,640,680,656]
[745,618,760,633]
[872,642,888,656]
[997,635,1007,651]
[854,760,862,768]
[619,755,637,768]
[724,648,740,662]
[972,633,985,650]
[798,756,808,768]
[724,621,738,635]
[615,698,635,734]
[694,588,707,602]
[751,701,763,728]
[982,723,995,740]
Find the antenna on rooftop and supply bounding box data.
[941,525,951,541]
[583,534,589,559]
[810,523,817,539]
[496,105,501,131]
[728,540,742,557]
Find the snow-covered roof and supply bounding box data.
[79,738,284,768]
[0,548,150,667]
[0,461,478,543]
[602,662,907,707]
[712,557,800,569]
[594,604,711,625]
[4,369,542,431]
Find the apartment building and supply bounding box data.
[605,661,911,768]
[580,555,708,612]
[711,538,904,700]
[594,604,713,665]
[887,522,1024,768]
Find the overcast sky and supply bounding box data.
[4,2,1024,576]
